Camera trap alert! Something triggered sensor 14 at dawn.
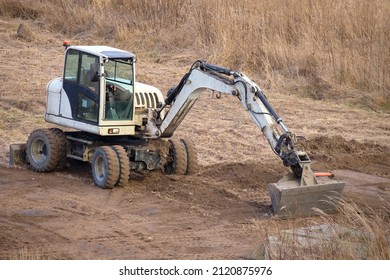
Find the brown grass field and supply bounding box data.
[0,0,389,259]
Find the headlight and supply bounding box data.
[108,128,120,134]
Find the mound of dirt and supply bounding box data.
[132,161,284,221]
[308,135,390,178]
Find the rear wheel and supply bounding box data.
[26,129,61,172]
[164,139,187,175]
[91,146,120,189]
[180,138,199,175]
[111,145,130,187]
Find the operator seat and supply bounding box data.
[85,63,99,94]
[111,87,134,119]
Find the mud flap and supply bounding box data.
[268,165,345,219]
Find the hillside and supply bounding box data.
[0,0,389,260]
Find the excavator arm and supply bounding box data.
[147,60,309,178]
[147,60,344,218]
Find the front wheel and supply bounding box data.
[180,138,199,175]
[164,139,188,175]
[91,146,120,189]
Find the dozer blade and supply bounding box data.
[268,165,345,219]
[9,143,27,166]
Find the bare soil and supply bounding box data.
[1,143,389,259]
[0,18,389,259]
[0,162,275,259]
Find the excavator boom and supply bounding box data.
[148,61,344,218]
[148,61,308,175]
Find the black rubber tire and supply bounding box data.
[164,139,187,175]
[49,128,67,170]
[26,129,61,172]
[180,138,199,175]
[91,146,120,189]
[111,145,130,187]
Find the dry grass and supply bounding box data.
[259,197,390,259]
[0,0,389,109]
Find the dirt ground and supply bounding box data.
[1,144,389,260]
[0,19,389,259]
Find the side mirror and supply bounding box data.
[89,63,100,82]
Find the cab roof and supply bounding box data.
[68,46,135,59]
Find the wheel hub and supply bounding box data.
[31,138,48,163]
[94,155,106,182]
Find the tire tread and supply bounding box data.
[26,129,61,172]
[169,139,187,175]
[111,145,130,187]
[180,138,199,175]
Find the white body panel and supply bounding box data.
[46,77,72,118]
[45,114,135,136]
[45,114,100,134]
[59,87,72,118]
[46,78,62,115]
[134,82,164,108]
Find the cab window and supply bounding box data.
[77,94,98,123]
[104,58,133,85]
[104,58,134,120]
[64,49,78,82]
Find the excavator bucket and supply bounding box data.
[268,164,345,219]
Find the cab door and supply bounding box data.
[62,49,100,124]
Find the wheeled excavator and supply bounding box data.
[10,44,344,218]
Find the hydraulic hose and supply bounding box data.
[164,72,190,105]
[255,90,282,124]
[199,61,233,76]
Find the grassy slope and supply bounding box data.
[0,0,389,109]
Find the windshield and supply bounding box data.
[104,58,134,85]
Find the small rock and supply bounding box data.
[16,23,34,42]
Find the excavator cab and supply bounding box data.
[45,45,148,136]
